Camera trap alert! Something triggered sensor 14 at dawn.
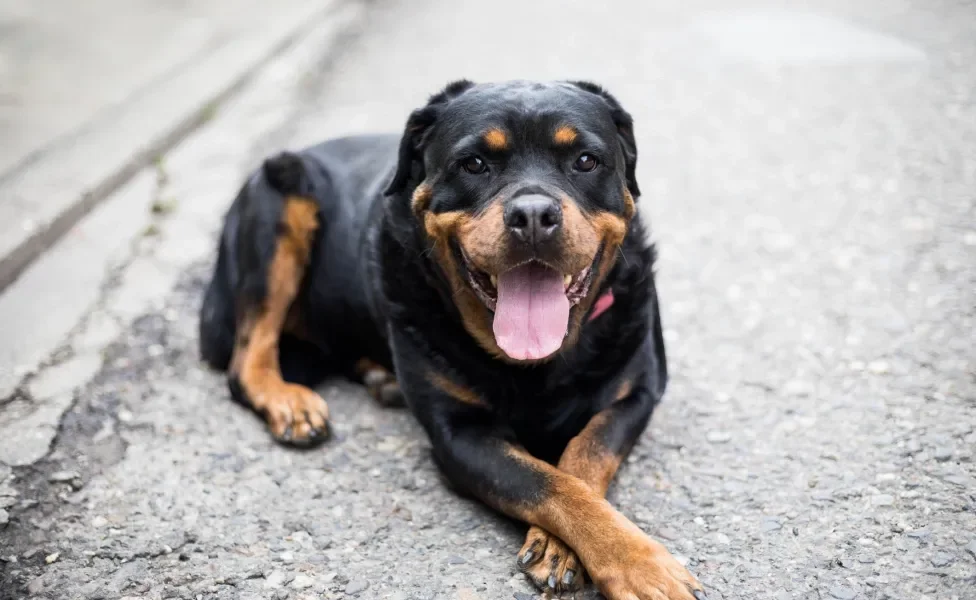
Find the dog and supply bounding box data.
[198,80,707,600]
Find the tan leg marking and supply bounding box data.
[517,403,698,599]
[518,411,619,592]
[231,196,329,445]
[506,446,704,600]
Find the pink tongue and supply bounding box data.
[493,263,570,360]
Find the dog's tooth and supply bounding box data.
[564,274,572,288]
[490,274,498,288]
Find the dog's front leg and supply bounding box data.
[517,371,661,593]
[411,391,705,600]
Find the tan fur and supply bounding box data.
[230,197,329,442]
[456,201,507,270]
[622,188,636,221]
[498,445,703,600]
[424,206,510,360]
[615,378,634,402]
[560,196,603,269]
[411,182,433,216]
[590,212,628,249]
[553,125,578,145]
[354,358,383,378]
[427,371,487,407]
[483,128,509,150]
[518,409,619,588]
[555,196,630,349]
[556,412,622,496]
[354,359,402,406]
[421,186,635,362]
[516,403,704,598]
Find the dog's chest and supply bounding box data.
[501,382,606,463]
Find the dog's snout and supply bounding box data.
[504,195,562,246]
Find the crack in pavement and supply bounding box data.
[1,6,370,597]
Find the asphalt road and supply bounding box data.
[2,0,975,599]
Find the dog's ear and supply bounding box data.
[568,81,640,198]
[384,80,476,196]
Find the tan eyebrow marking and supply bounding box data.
[553,125,578,145]
[483,128,509,150]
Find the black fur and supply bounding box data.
[200,78,667,533]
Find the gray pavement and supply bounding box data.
[0,0,348,290]
[1,0,975,599]
[0,0,316,178]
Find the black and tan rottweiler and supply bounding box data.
[199,80,707,600]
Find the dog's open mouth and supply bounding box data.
[460,250,595,361]
[461,254,593,312]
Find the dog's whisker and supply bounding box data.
[616,245,629,267]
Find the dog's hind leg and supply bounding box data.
[227,152,331,446]
[353,359,405,407]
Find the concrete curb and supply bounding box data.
[0,0,354,292]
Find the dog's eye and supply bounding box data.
[573,154,599,172]
[461,156,488,175]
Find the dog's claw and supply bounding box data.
[519,550,534,566]
[563,570,575,587]
[547,575,557,590]
[693,590,708,600]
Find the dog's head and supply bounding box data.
[386,80,640,362]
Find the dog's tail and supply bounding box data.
[262,151,317,198]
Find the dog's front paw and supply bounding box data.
[257,382,330,446]
[588,527,706,600]
[517,526,584,594]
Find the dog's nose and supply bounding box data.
[504,195,562,246]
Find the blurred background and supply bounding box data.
[1,0,973,599]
